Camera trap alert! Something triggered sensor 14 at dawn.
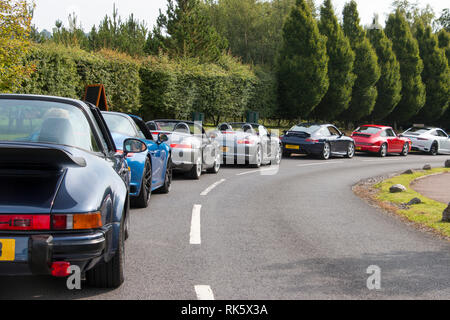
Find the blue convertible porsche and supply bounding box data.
[0,94,145,288]
[102,112,172,208]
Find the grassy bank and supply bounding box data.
[375,168,450,238]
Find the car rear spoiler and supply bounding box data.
[0,144,87,168]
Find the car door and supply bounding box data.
[328,126,346,153]
[437,129,450,153]
[385,128,402,152]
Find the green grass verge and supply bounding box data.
[375,168,450,238]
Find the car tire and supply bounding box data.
[321,142,331,160]
[131,158,152,208]
[379,143,387,157]
[401,143,409,156]
[250,145,262,168]
[207,153,221,174]
[271,145,282,165]
[187,152,202,180]
[86,216,125,288]
[429,141,438,156]
[157,156,172,194]
[345,142,355,159]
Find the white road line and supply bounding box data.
[362,158,403,162]
[296,161,343,167]
[195,285,215,300]
[190,205,202,245]
[200,179,226,196]
[236,167,279,176]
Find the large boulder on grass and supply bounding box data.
[423,164,432,170]
[402,169,414,174]
[443,204,450,222]
[445,160,450,168]
[390,184,407,193]
[407,198,422,206]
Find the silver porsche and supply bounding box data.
[216,122,282,168]
[147,120,221,179]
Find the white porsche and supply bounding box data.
[402,126,450,155]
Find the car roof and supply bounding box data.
[359,124,392,129]
[0,94,90,111]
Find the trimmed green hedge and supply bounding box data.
[19,44,277,123]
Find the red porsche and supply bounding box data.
[351,125,411,157]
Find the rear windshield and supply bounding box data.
[0,99,100,152]
[354,127,382,135]
[405,127,432,135]
[289,125,321,134]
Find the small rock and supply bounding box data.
[445,160,450,168]
[423,164,432,170]
[390,184,407,193]
[443,203,450,222]
[407,198,422,206]
[402,169,414,174]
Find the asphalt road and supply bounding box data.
[1,152,450,300]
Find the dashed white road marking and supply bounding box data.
[296,161,343,167]
[190,205,202,245]
[200,179,226,196]
[195,285,215,300]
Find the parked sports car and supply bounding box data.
[351,125,411,157]
[102,112,172,208]
[401,126,450,155]
[217,122,282,167]
[0,94,139,288]
[146,120,221,179]
[281,123,355,160]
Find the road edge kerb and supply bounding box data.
[353,168,450,242]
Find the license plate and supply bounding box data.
[286,145,300,150]
[0,239,15,261]
[356,147,362,151]
[222,147,229,153]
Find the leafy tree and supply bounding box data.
[341,1,380,121]
[391,0,435,31]
[277,0,329,119]
[385,9,426,122]
[152,0,227,63]
[415,22,450,121]
[313,0,355,120]
[438,29,450,62]
[0,0,34,92]
[436,8,450,32]
[51,12,89,49]
[367,15,402,121]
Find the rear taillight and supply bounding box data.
[417,137,428,141]
[52,212,102,230]
[51,262,71,277]
[170,144,192,149]
[237,139,254,145]
[0,213,102,231]
[0,215,50,231]
[305,138,319,143]
[116,150,134,158]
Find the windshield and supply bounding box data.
[354,126,382,135]
[405,127,432,135]
[289,125,321,134]
[0,99,100,152]
[103,113,137,137]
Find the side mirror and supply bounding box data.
[158,133,169,144]
[124,138,147,154]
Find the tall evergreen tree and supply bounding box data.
[313,0,355,120]
[415,22,450,121]
[277,0,329,119]
[367,15,402,121]
[341,1,380,121]
[385,10,426,122]
[152,0,227,63]
[438,29,450,63]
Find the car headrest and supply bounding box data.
[174,122,190,134]
[38,118,75,146]
[242,124,254,133]
[219,124,232,132]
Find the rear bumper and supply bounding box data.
[0,227,111,276]
[171,148,200,172]
[355,144,380,153]
[282,143,323,155]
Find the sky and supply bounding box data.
[33,0,448,32]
